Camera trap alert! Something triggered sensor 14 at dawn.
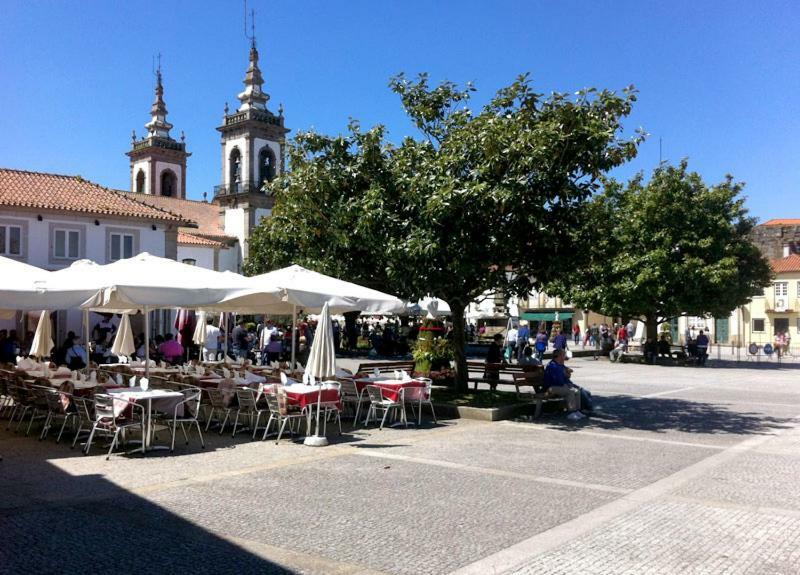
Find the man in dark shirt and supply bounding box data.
[231,319,249,360]
[695,330,710,366]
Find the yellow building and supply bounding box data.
[740,254,800,345]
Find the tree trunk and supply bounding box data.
[450,302,469,392]
[646,313,659,341]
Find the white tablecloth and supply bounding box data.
[107,387,184,417]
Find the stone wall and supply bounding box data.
[751,224,800,260]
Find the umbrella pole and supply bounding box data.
[291,304,297,370]
[223,313,229,362]
[303,381,329,446]
[83,309,90,370]
[144,307,150,378]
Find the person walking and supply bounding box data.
[572,323,581,346]
[516,321,531,362]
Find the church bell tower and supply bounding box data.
[127,65,190,198]
[214,37,289,261]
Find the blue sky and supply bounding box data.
[1,0,798,221]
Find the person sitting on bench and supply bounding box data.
[543,349,593,420]
[657,334,672,358]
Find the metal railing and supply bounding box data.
[213,180,270,197]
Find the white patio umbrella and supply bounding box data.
[46,253,254,375]
[111,313,135,358]
[29,310,53,360]
[210,265,405,367]
[303,301,336,447]
[0,255,95,312]
[192,311,207,345]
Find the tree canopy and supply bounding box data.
[543,160,773,339]
[246,73,642,389]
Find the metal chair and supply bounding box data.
[263,389,307,443]
[4,384,32,430]
[338,378,367,425]
[363,385,405,430]
[404,378,437,425]
[204,387,236,435]
[39,388,79,442]
[231,388,269,439]
[319,381,342,436]
[158,387,205,452]
[70,396,95,450]
[84,394,145,459]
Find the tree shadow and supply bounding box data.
[539,394,795,436]
[0,454,295,574]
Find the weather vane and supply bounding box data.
[244,0,256,47]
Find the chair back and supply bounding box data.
[206,388,227,409]
[30,385,51,409]
[339,379,359,399]
[235,388,257,411]
[366,385,385,404]
[265,393,281,415]
[44,388,66,413]
[72,396,94,422]
[402,384,425,402]
[93,394,117,422]
[182,388,202,418]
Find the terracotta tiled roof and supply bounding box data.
[127,192,234,241]
[178,231,227,248]
[762,219,800,226]
[0,168,186,222]
[770,254,800,273]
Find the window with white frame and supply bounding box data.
[53,228,80,259]
[110,232,134,261]
[0,224,22,256]
[774,282,788,297]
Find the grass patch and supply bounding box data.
[431,388,528,408]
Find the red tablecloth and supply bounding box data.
[353,378,426,402]
[283,385,340,410]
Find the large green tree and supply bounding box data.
[544,160,773,340]
[246,73,642,390]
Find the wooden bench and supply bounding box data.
[356,360,416,376]
[466,361,541,391]
[512,372,568,418]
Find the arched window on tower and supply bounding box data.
[160,169,177,197]
[135,169,145,194]
[229,147,242,193]
[258,146,276,187]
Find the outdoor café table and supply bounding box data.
[352,376,426,402]
[282,383,341,431]
[106,387,184,453]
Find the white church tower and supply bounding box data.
[214,37,289,262]
[127,66,190,198]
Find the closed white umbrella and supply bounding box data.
[111,313,135,358]
[192,311,207,346]
[29,310,53,360]
[303,302,336,447]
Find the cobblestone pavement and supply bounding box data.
[1,358,799,574]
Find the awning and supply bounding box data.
[521,311,574,321]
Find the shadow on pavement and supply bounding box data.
[0,452,294,574]
[540,394,795,436]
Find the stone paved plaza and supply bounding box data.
[1,358,799,574]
